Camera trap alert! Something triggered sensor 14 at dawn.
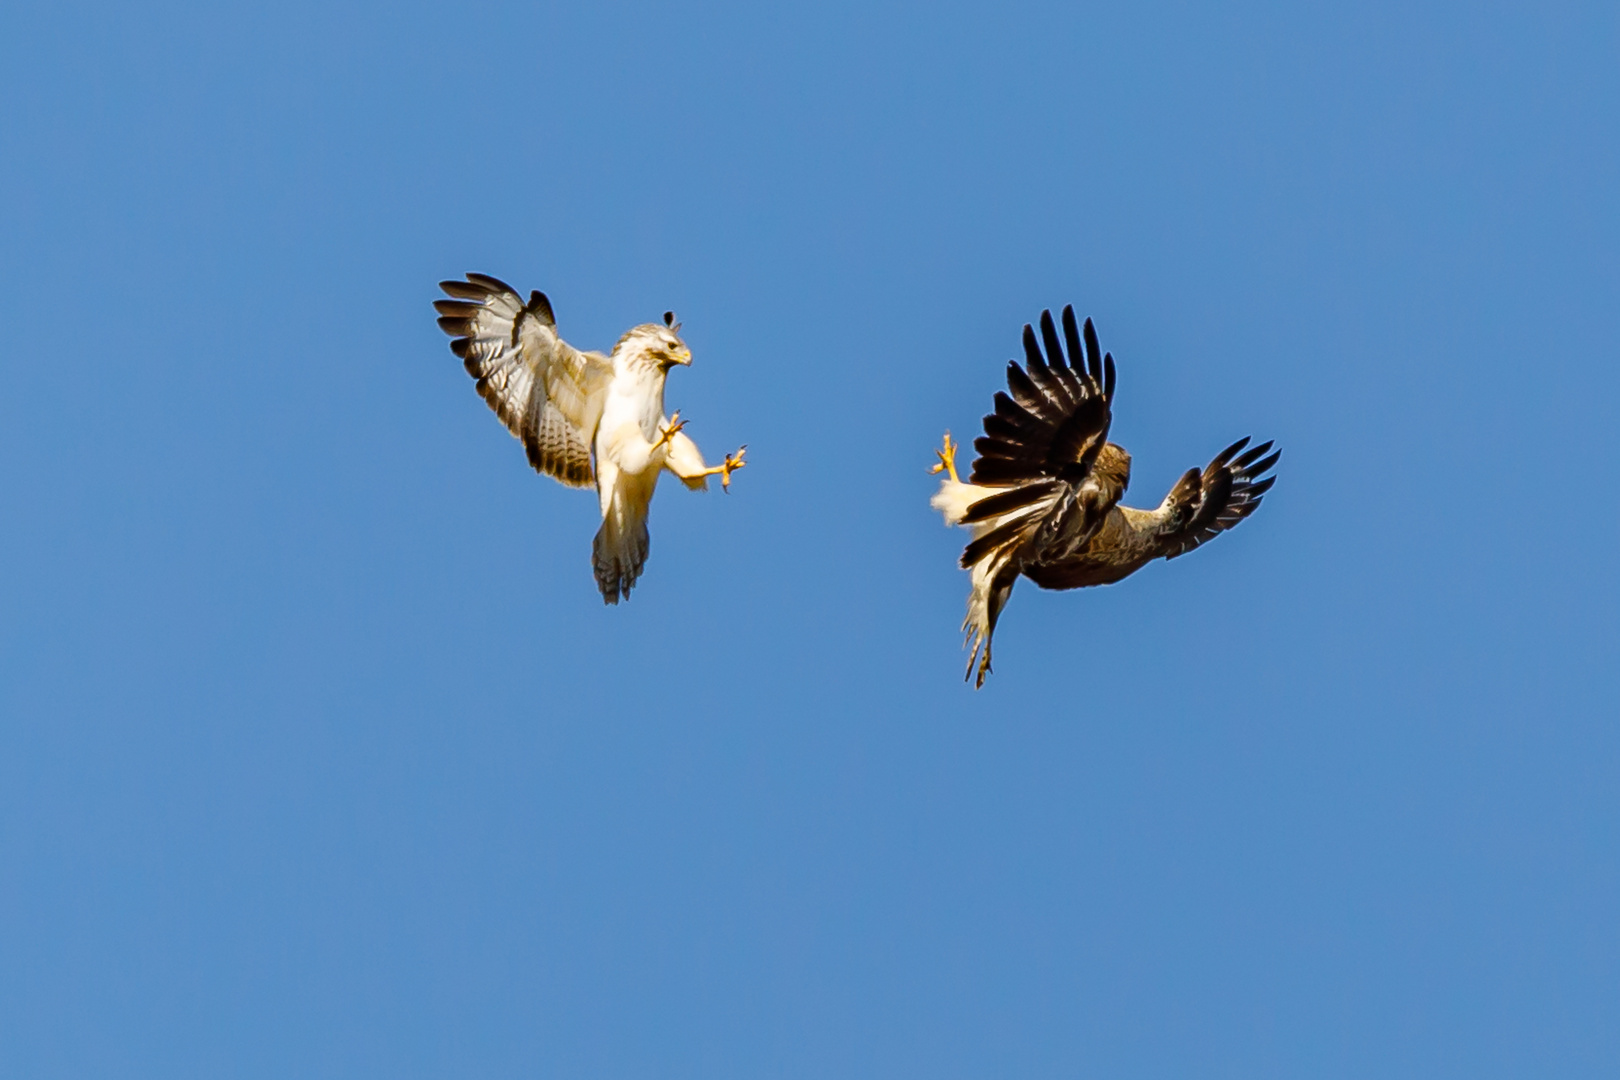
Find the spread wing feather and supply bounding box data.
[959,479,1064,525]
[1161,437,1281,558]
[435,273,611,488]
[968,306,1113,487]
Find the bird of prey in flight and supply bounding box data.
[931,305,1279,687]
[435,273,746,604]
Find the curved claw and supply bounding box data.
[655,410,687,450]
[719,445,747,491]
[931,430,960,483]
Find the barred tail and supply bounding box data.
[591,488,652,605]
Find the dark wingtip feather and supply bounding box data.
[529,291,556,324]
[991,390,1025,421]
[439,279,493,301]
[1231,439,1275,470]
[1248,449,1282,476]
[1004,361,1041,408]
[1061,306,1083,370]
[465,271,517,295]
[1082,318,1101,381]
[1217,436,1252,464]
[1039,309,1065,370]
[1021,323,1042,368]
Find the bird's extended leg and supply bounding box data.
[696,445,747,491]
[931,431,960,483]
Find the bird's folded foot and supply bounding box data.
[654,411,687,450]
[931,431,960,483]
[716,445,747,491]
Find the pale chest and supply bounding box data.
[597,365,668,442]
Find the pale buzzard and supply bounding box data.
[435,273,745,603]
[932,305,1279,686]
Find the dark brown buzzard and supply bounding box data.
[932,305,1280,686]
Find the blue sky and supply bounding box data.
[1,1,1616,1076]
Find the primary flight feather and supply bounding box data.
[932,305,1279,686]
[435,273,745,603]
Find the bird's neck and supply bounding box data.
[611,349,671,437]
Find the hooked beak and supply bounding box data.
[671,347,692,366]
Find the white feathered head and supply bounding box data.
[616,310,690,367]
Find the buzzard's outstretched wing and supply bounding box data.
[435,273,611,487]
[1159,437,1281,558]
[958,306,1120,569]
[968,305,1115,488]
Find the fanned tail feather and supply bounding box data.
[591,482,653,604]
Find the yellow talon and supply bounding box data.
[655,410,687,450]
[931,430,960,483]
[718,445,747,491]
